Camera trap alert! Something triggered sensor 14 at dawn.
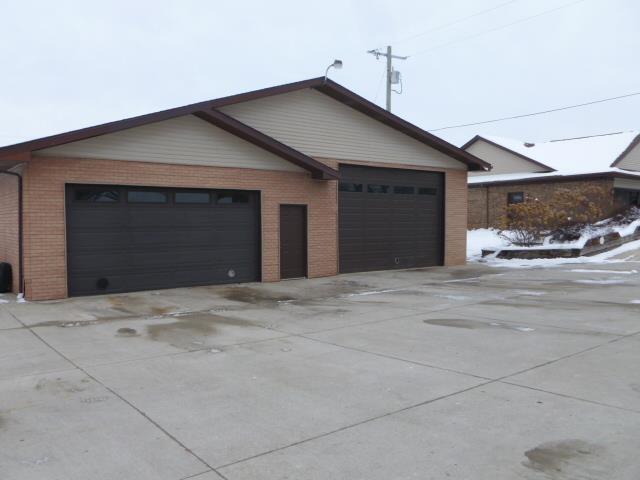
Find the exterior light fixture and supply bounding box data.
[324,59,343,83]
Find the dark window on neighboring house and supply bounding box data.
[507,192,524,205]
[175,191,210,204]
[615,188,640,207]
[74,188,119,203]
[393,186,415,194]
[418,187,437,195]
[217,191,250,204]
[127,190,168,204]
[339,182,363,193]
[367,184,389,194]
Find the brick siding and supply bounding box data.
[468,178,615,229]
[0,174,19,292]
[20,156,467,300]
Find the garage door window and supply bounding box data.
[74,188,119,203]
[393,186,415,194]
[217,191,250,204]
[127,190,168,204]
[367,184,389,194]
[418,187,437,195]
[339,182,363,193]
[175,191,210,204]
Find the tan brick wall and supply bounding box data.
[0,174,19,292]
[21,156,468,300]
[22,157,338,300]
[443,169,468,265]
[468,178,615,229]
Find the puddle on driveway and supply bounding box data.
[423,318,479,329]
[34,377,89,395]
[220,280,373,307]
[146,312,254,349]
[221,286,295,305]
[115,327,139,337]
[523,439,603,478]
[108,296,179,316]
[423,318,535,332]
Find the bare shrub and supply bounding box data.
[501,185,611,246]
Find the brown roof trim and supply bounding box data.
[610,133,640,168]
[469,171,640,188]
[461,135,555,173]
[0,77,489,171]
[193,110,337,180]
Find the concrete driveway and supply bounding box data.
[2,260,640,479]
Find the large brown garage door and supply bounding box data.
[339,165,444,273]
[66,184,260,296]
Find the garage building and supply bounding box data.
[0,78,489,300]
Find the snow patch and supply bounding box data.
[515,290,546,296]
[476,239,640,269]
[489,322,535,332]
[630,300,640,304]
[573,278,628,285]
[347,288,406,297]
[467,229,510,258]
[16,293,26,304]
[433,294,472,301]
[569,269,638,275]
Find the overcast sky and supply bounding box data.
[1,0,638,148]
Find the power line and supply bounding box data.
[409,0,587,57]
[383,0,520,48]
[428,91,640,131]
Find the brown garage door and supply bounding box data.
[339,165,444,273]
[66,184,260,296]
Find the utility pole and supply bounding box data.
[367,45,408,112]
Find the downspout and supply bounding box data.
[0,170,24,295]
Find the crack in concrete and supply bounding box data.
[7,310,227,480]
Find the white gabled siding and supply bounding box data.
[616,140,640,172]
[33,115,305,173]
[220,89,466,170]
[466,139,550,176]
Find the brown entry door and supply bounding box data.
[280,205,307,279]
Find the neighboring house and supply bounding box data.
[0,78,489,300]
[462,132,640,229]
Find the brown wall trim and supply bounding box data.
[193,110,338,179]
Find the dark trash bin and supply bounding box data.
[0,263,12,293]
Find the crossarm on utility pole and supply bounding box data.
[367,45,408,112]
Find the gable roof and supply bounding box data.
[465,131,640,185]
[611,133,640,168]
[0,78,490,173]
[462,135,555,172]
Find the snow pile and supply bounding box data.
[476,238,640,269]
[467,229,510,258]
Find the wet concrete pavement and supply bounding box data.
[1,259,640,479]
